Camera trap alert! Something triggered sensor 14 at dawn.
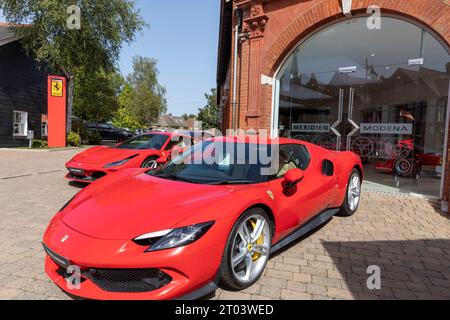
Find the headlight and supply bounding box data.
[134,221,214,252]
[104,155,137,168]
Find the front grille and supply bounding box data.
[82,268,172,293]
[91,171,107,180]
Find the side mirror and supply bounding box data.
[284,168,304,188]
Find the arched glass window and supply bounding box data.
[274,16,450,198]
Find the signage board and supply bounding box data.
[360,123,413,135]
[292,123,330,133]
[51,78,64,97]
[27,130,34,140]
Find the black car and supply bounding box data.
[87,123,133,142]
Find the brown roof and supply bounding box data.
[152,114,188,128]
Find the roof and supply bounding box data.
[0,23,20,46]
[152,114,188,128]
[216,0,233,88]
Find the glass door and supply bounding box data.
[277,60,350,151]
[344,63,420,195]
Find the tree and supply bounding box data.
[111,107,143,131]
[111,83,144,130]
[182,113,197,121]
[126,56,167,124]
[197,88,220,129]
[73,69,123,123]
[0,0,146,131]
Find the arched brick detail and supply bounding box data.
[262,0,450,77]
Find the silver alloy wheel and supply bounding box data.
[142,159,158,169]
[347,173,361,211]
[231,214,271,284]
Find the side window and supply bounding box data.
[13,111,28,136]
[165,139,177,150]
[165,136,188,150]
[275,144,310,178]
[281,144,311,170]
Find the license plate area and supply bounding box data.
[68,168,85,175]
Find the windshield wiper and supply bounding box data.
[155,173,200,184]
[207,179,255,185]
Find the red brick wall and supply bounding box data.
[227,0,450,131]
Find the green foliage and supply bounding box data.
[1,0,146,130]
[112,107,143,131]
[31,139,48,148]
[182,113,197,121]
[73,69,124,122]
[67,132,81,146]
[0,0,147,76]
[88,132,102,145]
[197,88,220,129]
[125,56,167,124]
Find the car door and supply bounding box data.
[95,124,109,140]
[267,143,327,237]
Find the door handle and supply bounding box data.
[346,87,360,150]
[330,88,344,151]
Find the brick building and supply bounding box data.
[217,0,450,201]
[0,23,50,147]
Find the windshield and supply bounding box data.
[149,141,276,185]
[116,134,169,150]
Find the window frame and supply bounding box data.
[270,143,311,181]
[13,110,28,137]
[41,114,48,137]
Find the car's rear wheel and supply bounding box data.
[339,169,361,217]
[219,208,272,290]
[141,157,159,169]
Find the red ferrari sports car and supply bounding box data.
[43,136,363,300]
[374,139,442,177]
[65,132,195,183]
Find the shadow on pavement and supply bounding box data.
[322,239,450,300]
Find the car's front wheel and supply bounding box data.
[219,208,272,290]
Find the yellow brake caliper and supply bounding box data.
[249,219,264,261]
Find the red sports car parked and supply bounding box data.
[374,139,442,177]
[43,137,362,300]
[65,132,195,183]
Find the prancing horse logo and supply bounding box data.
[61,235,69,243]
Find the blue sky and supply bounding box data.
[1,1,221,116]
[120,0,221,115]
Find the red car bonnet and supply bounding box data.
[61,171,239,240]
[71,146,143,165]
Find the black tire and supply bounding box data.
[141,156,159,169]
[338,169,361,217]
[393,158,414,177]
[218,208,272,291]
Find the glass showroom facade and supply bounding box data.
[273,17,450,198]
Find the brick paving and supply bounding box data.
[1,148,450,300]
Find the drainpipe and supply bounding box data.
[231,8,243,132]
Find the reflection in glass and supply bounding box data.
[276,16,450,198]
